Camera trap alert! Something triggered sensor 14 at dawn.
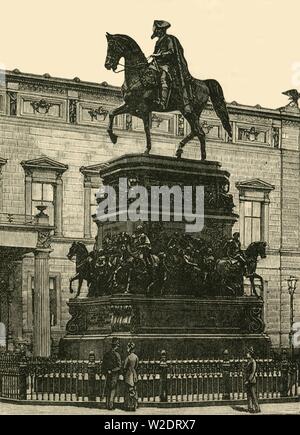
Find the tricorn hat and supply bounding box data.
[151,20,171,38]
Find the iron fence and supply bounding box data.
[0,352,298,405]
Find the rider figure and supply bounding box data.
[150,20,193,112]
[132,225,153,269]
[224,232,246,266]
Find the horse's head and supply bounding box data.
[258,241,267,259]
[105,33,124,72]
[105,33,146,72]
[67,241,78,260]
[245,241,267,260]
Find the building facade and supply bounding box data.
[0,70,300,354]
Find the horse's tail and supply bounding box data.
[205,79,232,138]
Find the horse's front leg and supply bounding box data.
[75,277,84,299]
[107,103,128,144]
[69,273,79,294]
[176,131,195,159]
[247,273,263,299]
[252,272,264,299]
[142,113,151,154]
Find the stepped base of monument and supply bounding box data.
[59,333,271,360]
[60,295,271,359]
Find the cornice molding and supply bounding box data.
[3,70,300,123]
[20,156,68,174]
[236,178,275,192]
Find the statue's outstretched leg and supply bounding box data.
[193,119,207,161]
[107,103,128,144]
[249,273,264,299]
[176,131,195,159]
[69,273,80,294]
[75,277,83,299]
[142,113,152,154]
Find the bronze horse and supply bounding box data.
[215,241,267,298]
[67,241,93,298]
[104,33,232,160]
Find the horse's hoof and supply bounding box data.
[70,289,73,294]
[107,130,118,144]
[176,148,183,159]
[144,149,150,155]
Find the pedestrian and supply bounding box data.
[102,337,122,410]
[123,341,139,411]
[244,348,261,413]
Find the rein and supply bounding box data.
[113,57,152,74]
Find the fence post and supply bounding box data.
[88,351,96,402]
[159,350,168,402]
[19,358,28,401]
[280,357,290,397]
[222,349,231,400]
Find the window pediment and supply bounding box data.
[80,163,105,185]
[236,179,275,192]
[80,163,106,177]
[21,156,68,175]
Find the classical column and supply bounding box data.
[83,177,92,239]
[33,228,52,357]
[33,248,51,357]
[24,170,32,217]
[55,175,63,237]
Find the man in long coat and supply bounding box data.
[150,20,193,112]
[102,337,122,410]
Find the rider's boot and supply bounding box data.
[156,86,169,110]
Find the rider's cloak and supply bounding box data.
[153,34,193,112]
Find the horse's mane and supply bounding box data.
[113,34,147,61]
[245,241,263,257]
[75,241,89,256]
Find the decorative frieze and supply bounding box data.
[88,106,108,122]
[21,97,62,118]
[7,91,17,116]
[237,126,267,143]
[18,82,66,95]
[30,99,54,114]
[69,99,77,124]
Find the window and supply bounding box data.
[31,276,59,328]
[236,179,275,248]
[243,201,262,246]
[32,182,54,226]
[21,157,68,237]
[80,163,104,239]
[0,158,7,211]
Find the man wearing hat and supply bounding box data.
[150,20,193,112]
[224,232,246,266]
[102,337,122,410]
[244,348,261,413]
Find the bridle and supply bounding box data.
[107,37,151,73]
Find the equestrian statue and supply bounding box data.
[104,20,232,160]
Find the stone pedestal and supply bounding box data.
[60,295,271,360]
[60,153,270,360]
[33,248,51,357]
[98,154,238,254]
